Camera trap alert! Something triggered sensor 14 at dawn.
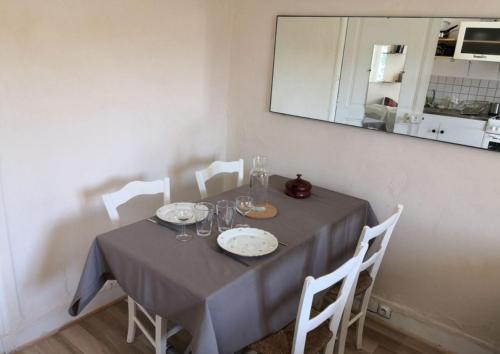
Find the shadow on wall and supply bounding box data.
[27,156,223,315]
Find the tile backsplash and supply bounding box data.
[427,75,500,103]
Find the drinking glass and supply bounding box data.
[195,202,214,237]
[235,196,254,228]
[175,204,194,242]
[216,200,235,233]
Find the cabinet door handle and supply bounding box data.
[432,129,436,133]
[440,130,444,134]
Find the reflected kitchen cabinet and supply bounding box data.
[417,115,441,140]
[417,114,486,147]
[438,119,486,147]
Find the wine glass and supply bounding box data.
[235,196,254,228]
[175,204,194,242]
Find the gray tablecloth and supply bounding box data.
[69,175,376,354]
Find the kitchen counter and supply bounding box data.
[423,107,491,121]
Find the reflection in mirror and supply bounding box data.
[420,18,500,149]
[270,16,500,152]
[270,16,347,122]
[364,44,407,132]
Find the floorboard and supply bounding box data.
[14,301,450,354]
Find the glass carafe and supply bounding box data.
[249,156,269,210]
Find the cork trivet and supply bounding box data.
[247,203,278,219]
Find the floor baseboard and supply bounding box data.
[2,286,124,353]
[370,294,498,354]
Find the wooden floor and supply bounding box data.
[15,300,450,354]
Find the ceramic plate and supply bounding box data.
[217,228,278,257]
[155,203,207,225]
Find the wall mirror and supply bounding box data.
[270,16,500,152]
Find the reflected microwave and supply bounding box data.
[454,21,500,62]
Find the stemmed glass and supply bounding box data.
[175,204,194,242]
[235,196,254,228]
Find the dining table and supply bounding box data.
[68,175,376,354]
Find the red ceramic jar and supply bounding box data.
[285,174,312,199]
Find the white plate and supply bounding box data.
[217,228,278,257]
[155,203,207,225]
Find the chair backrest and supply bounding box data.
[102,178,171,226]
[195,159,244,199]
[291,242,369,354]
[356,204,404,281]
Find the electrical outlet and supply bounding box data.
[378,304,392,319]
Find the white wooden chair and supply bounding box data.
[195,159,244,199]
[335,204,404,354]
[102,178,182,354]
[247,242,369,354]
[102,178,171,227]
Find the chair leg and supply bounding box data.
[335,281,357,354]
[355,313,366,350]
[324,334,337,354]
[355,289,372,350]
[155,315,167,354]
[184,343,193,354]
[336,312,349,354]
[126,296,137,343]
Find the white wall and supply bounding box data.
[0,0,231,351]
[433,57,500,80]
[226,1,500,353]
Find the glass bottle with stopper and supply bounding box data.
[249,156,269,211]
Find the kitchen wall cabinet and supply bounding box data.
[417,113,486,147]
